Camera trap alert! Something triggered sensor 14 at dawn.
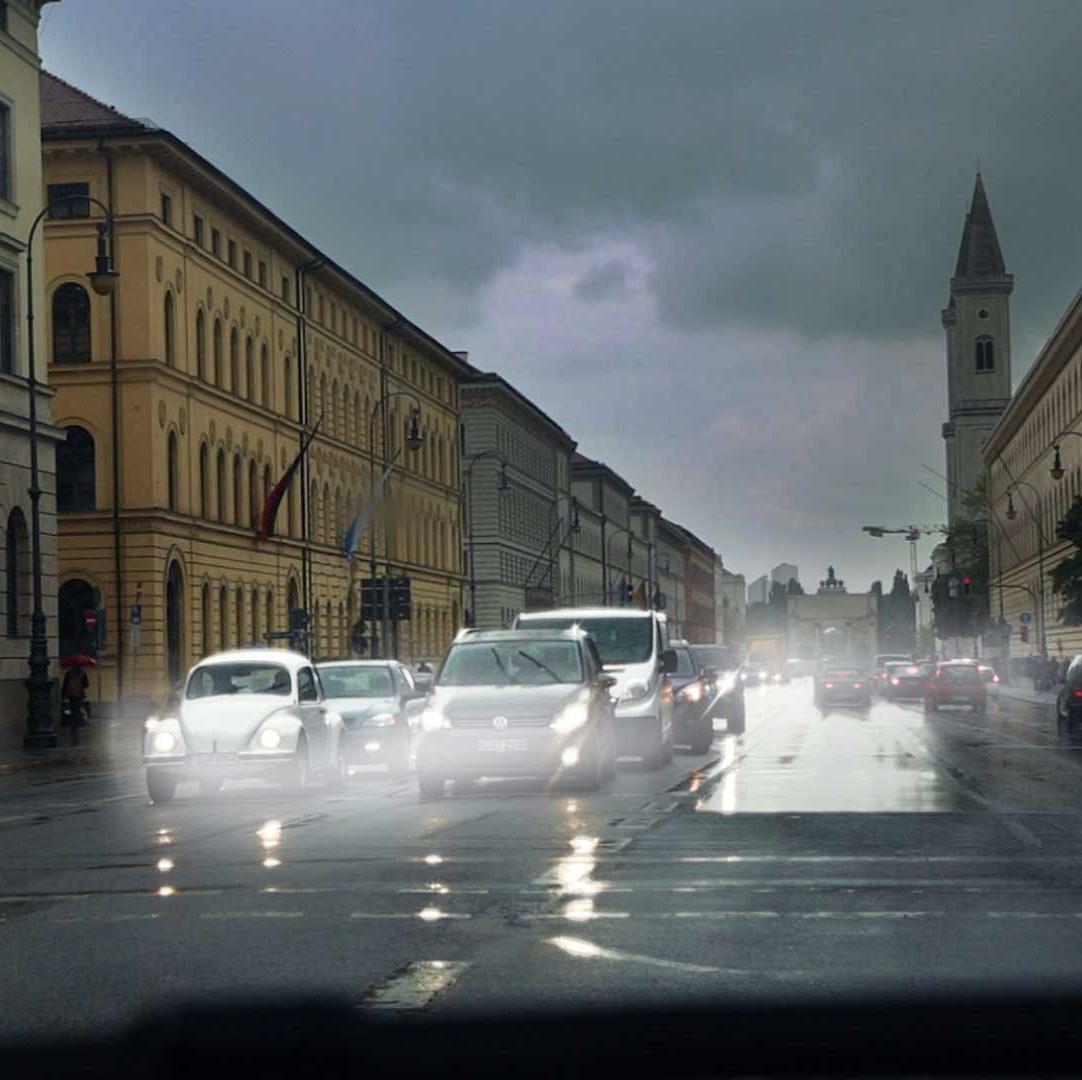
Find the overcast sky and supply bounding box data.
[39,0,1082,593]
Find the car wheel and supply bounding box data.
[146,769,175,805]
[727,699,746,735]
[689,716,713,755]
[200,776,222,798]
[564,733,603,792]
[418,770,446,801]
[285,736,310,795]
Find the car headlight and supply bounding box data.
[258,728,282,750]
[676,683,703,704]
[740,671,748,681]
[362,712,397,727]
[551,702,590,734]
[421,708,449,732]
[619,680,649,703]
[152,730,178,754]
[717,673,737,695]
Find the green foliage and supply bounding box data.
[1052,495,1082,626]
[931,472,990,640]
[878,569,916,654]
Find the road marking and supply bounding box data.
[199,911,304,920]
[548,935,738,974]
[52,912,162,924]
[361,961,471,1010]
[350,910,472,921]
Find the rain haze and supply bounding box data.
[38,0,1082,586]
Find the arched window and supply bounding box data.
[56,426,95,512]
[248,459,258,528]
[261,344,270,408]
[201,582,211,658]
[199,444,209,518]
[230,327,239,393]
[284,356,293,418]
[218,584,227,650]
[353,390,361,445]
[288,578,299,623]
[195,309,207,380]
[213,319,223,385]
[216,449,226,522]
[245,336,254,402]
[167,431,179,511]
[320,374,327,424]
[59,578,96,657]
[232,453,242,524]
[163,292,176,367]
[52,283,91,364]
[976,336,995,373]
[5,508,26,637]
[235,586,244,647]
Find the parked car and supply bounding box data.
[689,643,746,734]
[514,608,676,766]
[977,664,1000,686]
[316,660,425,774]
[143,649,346,804]
[1056,655,1082,738]
[813,666,871,709]
[881,662,928,701]
[872,653,913,694]
[668,640,719,754]
[924,661,987,716]
[415,628,618,799]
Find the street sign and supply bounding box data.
[83,609,98,633]
[130,604,141,626]
[1019,612,1032,624]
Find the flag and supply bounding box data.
[341,461,391,560]
[257,418,320,542]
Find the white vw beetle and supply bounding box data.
[143,648,346,804]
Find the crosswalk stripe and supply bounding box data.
[361,961,471,1010]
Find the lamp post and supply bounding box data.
[463,450,510,627]
[22,196,118,749]
[1005,479,1047,655]
[366,392,423,657]
[605,523,636,606]
[1050,430,1082,481]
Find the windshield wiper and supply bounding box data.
[516,650,561,682]
[490,648,516,685]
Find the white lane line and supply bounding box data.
[199,911,304,920]
[361,961,471,1010]
[548,935,740,974]
[52,913,162,924]
[350,910,472,921]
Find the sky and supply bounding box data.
[37,0,1082,594]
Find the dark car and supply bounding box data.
[414,628,618,799]
[668,640,719,754]
[317,660,424,774]
[924,661,987,716]
[814,666,871,709]
[882,662,928,701]
[872,653,913,695]
[689,643,746,735]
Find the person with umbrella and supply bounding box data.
[59,654,94,746]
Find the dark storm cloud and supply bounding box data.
[573,259,632,302]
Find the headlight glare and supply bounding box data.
[152,730,177,754]
[552,701,590,733]
[421,708,449,732]
[363,712,396,727]
[676,683,703,704]
[620,680,649,703]
[258,727,282,750]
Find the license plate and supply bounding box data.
[192,752,238,764]
[477,737,527,753]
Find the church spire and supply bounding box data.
[953,173,1007,280]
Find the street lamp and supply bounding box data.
[366,392,424,657]
[1004,481,1047,655]
[1050,432,1082,482]
[464,450,511,627]
[23,195,117,749]
[605,523,636,606]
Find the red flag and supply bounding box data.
[258,421,319,541]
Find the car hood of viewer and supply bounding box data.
[180,697,293,752]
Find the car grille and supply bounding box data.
[447,715,553,730]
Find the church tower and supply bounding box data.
[942,174,1013,524]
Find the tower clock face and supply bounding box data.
[978,309,989,319]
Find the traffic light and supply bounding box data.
[388,577,412,621]
[351,619,368,655]
[360,578,385,622]
[962,576,973,597]
[625,581,634,604]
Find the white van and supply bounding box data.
[513,607,676,767]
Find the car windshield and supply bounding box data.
[690,646,732,670]
[520,617,652,665]
[438,640,584,686]
[671,648,697,676]
[318,665,395,699]
[185,663,291,699]
[939,666,980,684]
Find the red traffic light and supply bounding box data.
[962,577,973,586]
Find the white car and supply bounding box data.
[142,648,346,804]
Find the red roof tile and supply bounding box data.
[40,70,146,131]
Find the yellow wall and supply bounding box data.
[44,138,463,705]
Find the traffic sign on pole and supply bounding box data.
[1019,612,1032,624]
[83,610,98,633]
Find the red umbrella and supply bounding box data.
[59,654,97,668]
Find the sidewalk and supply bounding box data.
[0,714,142,775]
[992,683,1058,708]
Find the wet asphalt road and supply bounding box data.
[5,677,1082,1040]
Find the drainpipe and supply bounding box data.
[100,144,123,700]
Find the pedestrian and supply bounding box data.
[60,663,89,746]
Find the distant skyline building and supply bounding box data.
[747,574,770,606]
[771,562,799,588]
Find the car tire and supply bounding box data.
[690,717,713,755]
[565,733,603,792]
[146,769,175,805]
[418,770,446,801]
[285,736,310,795]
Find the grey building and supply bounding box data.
[942,174,1013,525]
[718,566,746,645]
[747,574,770,606]
[460,373,576,630]
[771,562,799,589]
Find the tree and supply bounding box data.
[786,578,804,596]
[931,473,990,641]
[879,569,916,654]
[1052,495,1082,625]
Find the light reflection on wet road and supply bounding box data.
[5,677,1082,1037]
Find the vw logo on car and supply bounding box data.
[492,716,509,731]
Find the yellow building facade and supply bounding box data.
[41,73,467,707]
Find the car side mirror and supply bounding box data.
[599,675,617,691]
[702,667,719,681]
[660,649,678,675]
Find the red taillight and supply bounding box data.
[853,683,864,689]
[1072,689,1082,699]
[824,682,834,689]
